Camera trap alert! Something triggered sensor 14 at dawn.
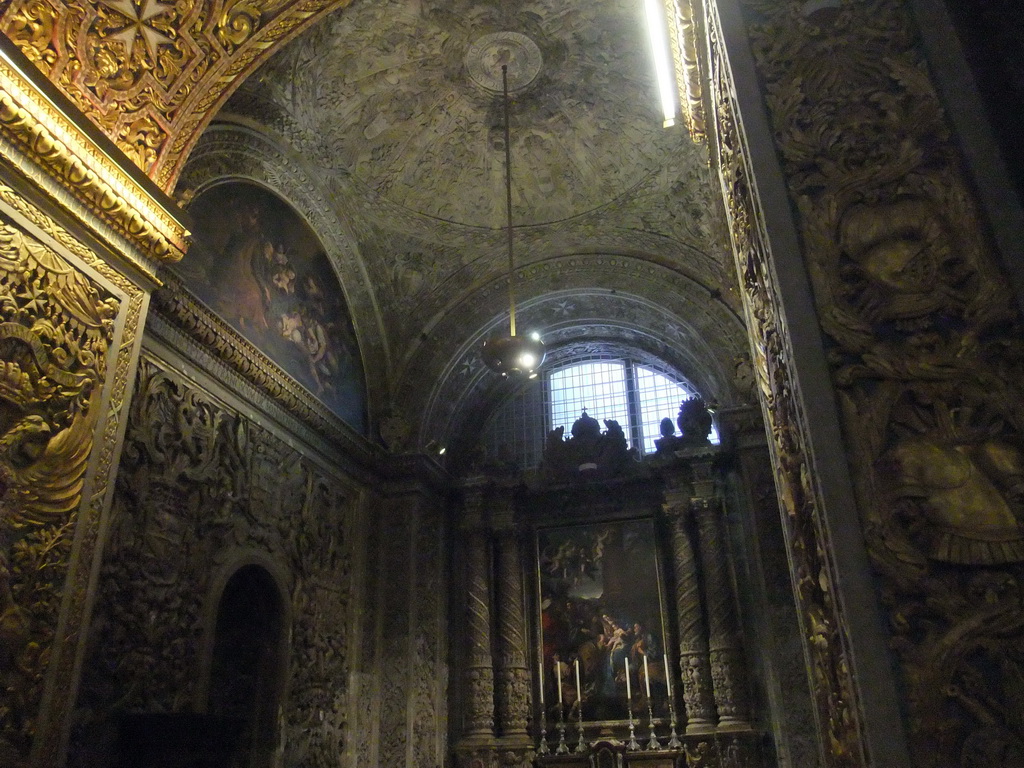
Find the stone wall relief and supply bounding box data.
[73,356,358,768]
[735,0,1024,764]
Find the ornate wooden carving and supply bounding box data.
[732,0,1024,764]
[0,0,355,189]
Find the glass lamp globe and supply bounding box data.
[481,333,546,377]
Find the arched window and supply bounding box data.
[477,355,717,469]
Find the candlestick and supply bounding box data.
[574,659,582,703]
[539,660,545,706]
[663,655,672,699]
[646,698,660,750]
[557,661,563,705]
[643,654,651,698]
[666,696,682,750]
[574,695,586,753]
[556,702,569,754]
[626,706,641,751]
[625,657,632,700]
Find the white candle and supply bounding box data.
[556,660,563,704]
[539,660,545,706]
[575,658,582,702]
[643,654,651,698]
[624,657,632,699]
[664,655,672,699]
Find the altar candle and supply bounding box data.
[575,659,582,702]
[557,660,563,704]
[624,657,632,699]
[539,660,545,706]
[643,654,651,698]
[664,655,672,699]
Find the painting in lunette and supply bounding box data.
[176,181,367,433]
[537,518,671,723]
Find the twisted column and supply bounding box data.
[692,494,751,726]
[463,485,495,739]
[663,476,717,732]
[495,524,530,736]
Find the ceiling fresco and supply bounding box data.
[174,0,751,448]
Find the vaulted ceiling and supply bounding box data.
[2,0,753,452]
[189,0,752,449]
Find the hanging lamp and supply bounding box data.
[481,64,546,378]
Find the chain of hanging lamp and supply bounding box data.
[503,64,517,339]
[480,63,546,377]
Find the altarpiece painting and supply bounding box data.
[537,518,671,723]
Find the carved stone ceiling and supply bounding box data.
[189,0,749,443]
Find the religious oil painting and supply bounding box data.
[177,181,367,433]
[537,518,671,723]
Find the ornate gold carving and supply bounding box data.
[703,1,867,764]
[1,0,356,188]
[739,0,1024,764]
[0,42,188,273]
[667,0,706,143]
[0,178,144,766]
[0,215,120,762]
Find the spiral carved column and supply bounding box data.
[463,495,496,739]
[495,522,530,737]
[664,476,717,732]
[692,492,752,727]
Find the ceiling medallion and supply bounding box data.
[465,32,543,93]
[480,64,546,379]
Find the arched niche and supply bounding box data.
[206,564,288,768]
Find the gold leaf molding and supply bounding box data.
[0,40,189,273]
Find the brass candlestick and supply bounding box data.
[646,699,660,750]
[556,703,569,754]
[626,700,641,751]
[574,700,586,753]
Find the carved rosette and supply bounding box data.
[495,528,530,735]
[664,480,717,729]
[692,497,750,725]
[0,0,356,187]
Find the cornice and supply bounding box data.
[0,38,189,278]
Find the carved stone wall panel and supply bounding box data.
[411,504,447,768]
[377,498,413,768]
[0,0,357,188]
[735,0,1024,765]
[703,1,867,764]
[72,356,358,768]
[0,193,141,767]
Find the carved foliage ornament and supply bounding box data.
[0,42,189,269]
[741,0,1024,764]
[76,358,355,767]
[703,1,866,764]
[0,216,119,761]
[1,0,355,188]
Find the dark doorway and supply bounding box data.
[207,565,285,767]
